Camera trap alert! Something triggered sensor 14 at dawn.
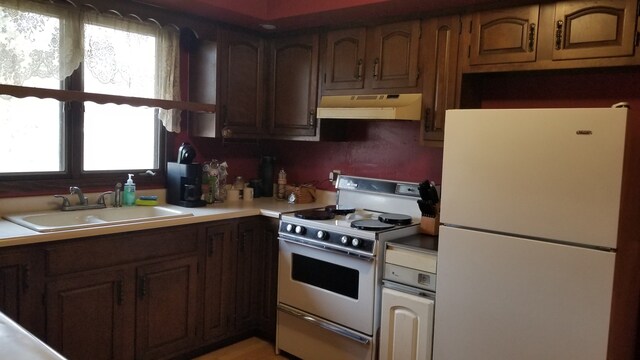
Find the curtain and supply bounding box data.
[0,0,182,132]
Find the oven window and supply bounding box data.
[291,253,359,299]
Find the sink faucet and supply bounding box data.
[69,186,88,206]
[53,187,112,211]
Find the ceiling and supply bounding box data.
[133,0,513,32]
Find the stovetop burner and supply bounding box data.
[294,209,335,220]
[378,213,412,225]
[324,205,356,215]
[350,219,395,231]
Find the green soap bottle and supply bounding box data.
[123,174,136,206]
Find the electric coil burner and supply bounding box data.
[276,175,422,360]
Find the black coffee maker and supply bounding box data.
[167,143,206,207]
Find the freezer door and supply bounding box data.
[441,108,626,249]
[433,226,615,360]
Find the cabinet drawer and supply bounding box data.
[45,226,199,276]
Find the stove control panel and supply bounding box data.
[279,222,375,254]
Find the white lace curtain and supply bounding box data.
[0,0,182,132]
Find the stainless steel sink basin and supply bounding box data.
[3,206,193,233]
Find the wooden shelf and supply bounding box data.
[0,84,216,113]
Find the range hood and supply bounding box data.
[316,93,422,120]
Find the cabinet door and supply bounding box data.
[324,27,367,90]
[379,287,434,360]
[135,256,199,360]
[0,251,44,338]
[268,33,319,137]
[370,20,421,89]
[203,222,234,341]
[218,29,265,138]
[257,218,279,341]
[422,15,460,145]
[46,270,129,360]
[552,0,637,60]
[233,218,264,333]
[469,5,540,65]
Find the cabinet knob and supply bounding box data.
[222,127,233,138]
[555,20,564,50]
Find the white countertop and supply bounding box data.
[0,194,335,248]
[0,312,66,360]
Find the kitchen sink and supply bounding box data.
[3,206,193,233]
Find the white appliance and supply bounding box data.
[380,235,438,360]
[276,176,422,360]
[433,107,627,360]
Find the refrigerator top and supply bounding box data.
[440,107,627,250]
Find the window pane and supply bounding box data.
[82,23,158,171]
[0,6,64,174]
[0,96,63,173]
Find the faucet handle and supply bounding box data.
[97,191,114,206]
[53,195,71,209]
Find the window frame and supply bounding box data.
[0,10,168,196]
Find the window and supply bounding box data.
[0,0,181,193]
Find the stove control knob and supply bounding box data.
[340,235,350,245]
[351,238,361,247]
[295,226,306,235]
[285,224,294,232]
[316,231,328,240]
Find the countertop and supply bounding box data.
[0,195,334,248]
[0,312,66,360]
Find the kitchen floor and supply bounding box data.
[193,337,291,360]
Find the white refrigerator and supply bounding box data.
[433,108,627,360]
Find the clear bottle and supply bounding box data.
[123,174,136,206]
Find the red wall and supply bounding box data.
[173,120,443,191]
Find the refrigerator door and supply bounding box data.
[433,226,615,360]
[441,108,626,249]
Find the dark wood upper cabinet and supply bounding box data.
[322,20,422,94]
[422,15,461,146]
[324,27,367,90]
[217,29,266,139]
[552,0,638,60]
[461,0,640,72]
[469,5,540,65]
[370,21,422,89]
[268,33,319,138]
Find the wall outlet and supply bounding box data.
[329,170,341,185]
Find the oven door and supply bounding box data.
[278,236,376,335]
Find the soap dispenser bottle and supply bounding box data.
[123,174,136,206]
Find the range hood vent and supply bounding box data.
[317,93,422,120]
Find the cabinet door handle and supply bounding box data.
[424,108,432,133]
[528,23,536,52]
[208,236,215,257]
[555,20,564,50]
[117,279,124,305]
[373,58,380,79]
[308,110,315,126]
[139,276,147,299]
[222,105,228,126]
[355,59,363,80]
[21,264,30,292]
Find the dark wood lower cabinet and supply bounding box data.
[1,217,279,360]
[46,269,129,360]
[135,256,199,360]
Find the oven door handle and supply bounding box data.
[278,303,371,345]
[279,237,374,262]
